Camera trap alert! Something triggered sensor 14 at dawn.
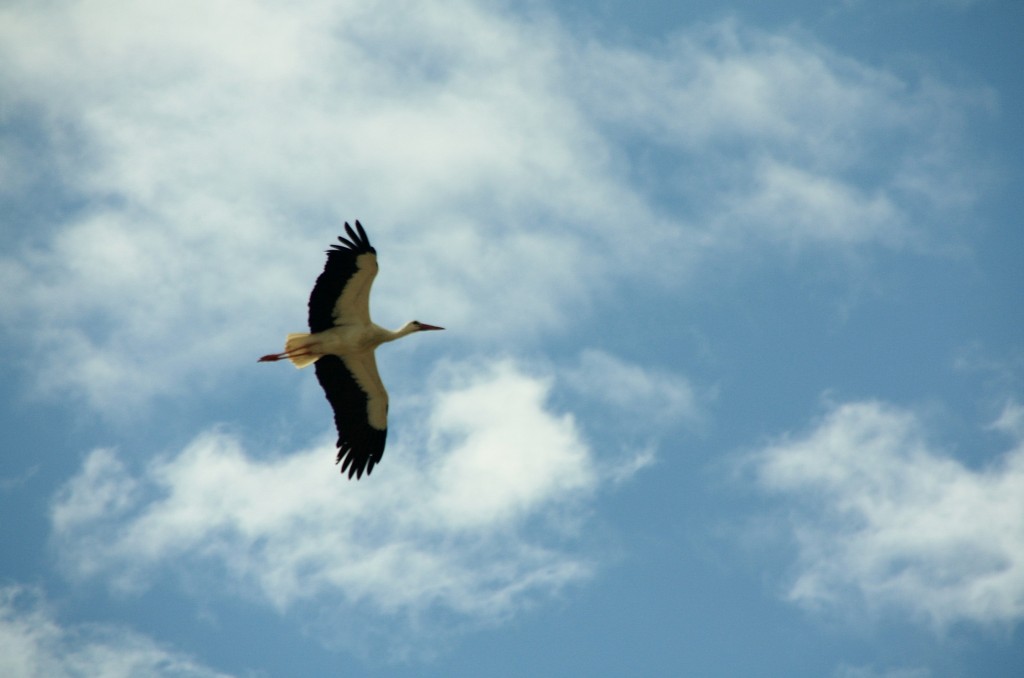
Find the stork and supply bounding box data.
[258,221,443,479]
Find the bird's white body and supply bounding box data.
[282,321,423,367]
[318,322,423,355]
[281,323,423,431]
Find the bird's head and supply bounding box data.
[409,320,444,332]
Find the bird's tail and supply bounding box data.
[285,333,320,369]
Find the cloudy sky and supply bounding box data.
[1,0,1021,676]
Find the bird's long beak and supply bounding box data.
[418,323,445,331]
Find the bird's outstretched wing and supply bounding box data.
[308,221,379,333]
[314,354,388,479]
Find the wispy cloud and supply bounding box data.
[50,359,606,651]
[560,349,703,480]
[0,585,230,678]
[747,399,1024,630]
[563,349,702,428]
[575,18,987,248]
[0,1,986,414]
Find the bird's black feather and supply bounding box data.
[307,220,376,333]
[306,221,387,479]
[314,355,388,479]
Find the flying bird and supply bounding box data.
[258,221,443,479]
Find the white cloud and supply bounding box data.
[749,400,1024,630]
[989,400,1024,438]
[50,360,601,647]
[0,1,984,414]
[426,361,595,528]
[0,585,230,678]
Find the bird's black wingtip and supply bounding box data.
[353,220,369,243]
[336,446,372,480]
[327,220,376,256]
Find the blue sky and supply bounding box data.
[1,0,1021,676]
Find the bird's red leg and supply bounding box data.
[257,348,314,363]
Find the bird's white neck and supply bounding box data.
[378,321,421,344]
